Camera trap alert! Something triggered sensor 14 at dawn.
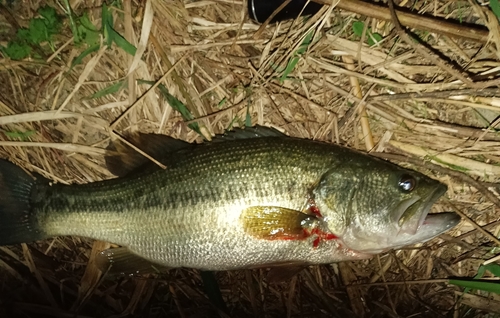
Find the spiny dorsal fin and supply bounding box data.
[106,126,285,177]
[212,125,286,142]
[105,133,191,177]
[240,206,319,240]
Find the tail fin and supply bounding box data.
[0,160,46,245]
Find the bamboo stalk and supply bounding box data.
[342,56,375,151]
[313,0,489,42]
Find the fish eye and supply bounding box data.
[398,175,416,192]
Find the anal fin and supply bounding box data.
[96,247,168,276]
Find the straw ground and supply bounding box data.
[0,0,499,317]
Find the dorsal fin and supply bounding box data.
[105,133,191,177]
[212,125,286,142]
[105,126,286,177]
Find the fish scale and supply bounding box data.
[0,127,460,271]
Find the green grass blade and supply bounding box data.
[280,30,314,83]
[62,0,80,43]
[217,97,227,108]
[450,279,500,294]
[474,265,487,280]
[89,80,126,99]
[71,43,100,67]
[138,80,202,135]
[4,130,36,140]
[425,155,469,172]
[280,58,300,83]
[490,0,500,20]
[109,28,137,56]
[483,263,500,277]
[245,106,251,127]
[99,3,136,55]
[200,271,228,314]
[101,3,114,47]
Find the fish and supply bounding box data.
[0,126,460,272]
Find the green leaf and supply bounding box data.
[367,32,383,46]
[474,265,488,279]
[33,6,61,44]
[89,80,126,99]
[78,12,98,32]
[16,29,31,43]
[77,13,99,46]
[38,5,62,37]
[280,30,314,83]
[28,18,49,44]
[353,20,384,46]
[490,0,500,20]
[483,263,500,277]
[2,41,31,60]
[2,4,62,60]
[38,5,59,30]
[102,3,114,47]
[449,279,500,294]
[352,21,365,37]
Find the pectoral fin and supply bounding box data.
[96,247,168,276]
[241,206,318,240]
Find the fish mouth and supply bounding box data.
[397,185,446,235]
[391,185,460,248]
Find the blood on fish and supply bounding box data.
[308,205,322,218]
[305,227,338,248]
[313,237,321,248]
[271,226,338,248]
[306,196,323,218]
[262,198,337,247]
[324,233,338,240]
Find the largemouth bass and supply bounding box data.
[0,126,459,271]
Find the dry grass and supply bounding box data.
[0,0,499,317]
